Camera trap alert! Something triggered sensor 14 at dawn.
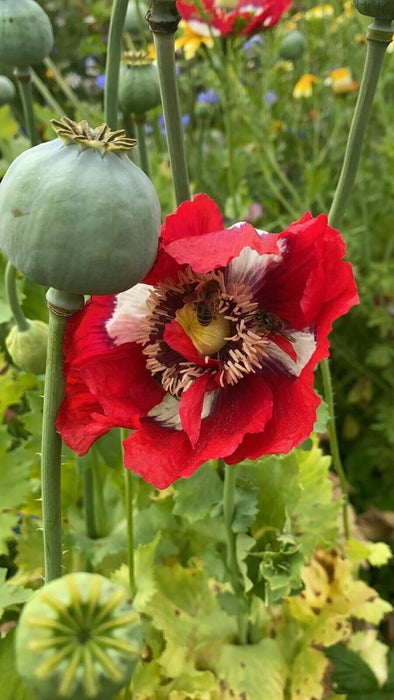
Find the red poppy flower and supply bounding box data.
[176,0,293,38]
[57,194,358,489]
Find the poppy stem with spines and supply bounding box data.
[14,66,39,147]
[41,289,84,581]
[104,0,129,130]
[148,0,191,205]
[323,15,392,540]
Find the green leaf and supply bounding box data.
[0,629,37,700]
[213,639,286,699]
[173,462,223,522]
[0,361,37,424]
[0,513,19,556]
[133,533,161,612]
[325,643,380,695]
[0,427,34,510]
[0,568,32,619]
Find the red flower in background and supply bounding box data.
[57,194,358,489]
[176,0,293,38]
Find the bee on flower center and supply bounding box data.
[255,310,294,341]
[187,279,222,327]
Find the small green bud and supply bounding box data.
[0,75,16,106]
[15,572,143,700]
[119,52,162,116]
[279,31,307,60]
[6,319,48,374]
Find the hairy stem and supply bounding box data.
[5,262,29,332]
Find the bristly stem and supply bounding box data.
[41,289,84,581]
[147,0,190,205]
[222,460,248,644]
[5,262,29,332]
[121,428,136,598]
[14,66,39,146]
[104,0,129,129]
[322,17,392,540]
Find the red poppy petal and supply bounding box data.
[163,319,202,363]
[179,373,213,447]
[165,223,279,273]
[63,295,116,370]
[161,193,224,245]
[227,368,320,462]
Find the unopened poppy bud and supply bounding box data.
[0,0,53,67]
[124,1,150,42]
[6,319,48,374]
[15,572,142,700]
[279,31,307,60]
[0,116,161,295]
[119,51,161,116]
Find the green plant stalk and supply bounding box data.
[328,21,392,229]
[153,32,191,205]
[121,428,136,598]
[5,262,29,332]
[321,19,392,539]
[30,68,64,116]
[80,457,100,540]
[104,0,129,129]
[14,67,39,146]
[43,56,81,111]
[135,116,150,176]
[222,461,248,644]
[41,289,84,581]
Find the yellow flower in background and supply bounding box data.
[175,21,214,60]
[293,73,319,98]
[387,35,394,53]
[325,67,359,95]
[305,4,334,20]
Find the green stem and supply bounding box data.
[328,19,392,229]
[152,32,190,205]
[30,68,64,116]
[43,57,81,112]
[5,262,29,332]
[222,461,248,644]
[121,428,136,598]
[80,458,100,540]
[135,116,150,176]
[41,289,84,582]
[321,360,349,540]
[104,0,129,129]
[321,19,392,541]
[14,66,39,146]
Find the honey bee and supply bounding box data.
[255,310,294,341]
[191,279,222,327]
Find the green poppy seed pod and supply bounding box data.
[279,31,307,60]
[0,117,161,295]
[119,51,161,116]
[0,0,53,67]
[6,319,48,374]
[353,0,394,18]
[0,75,16,106]
[15,572,143,700]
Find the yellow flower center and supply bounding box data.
[175,303,231,356]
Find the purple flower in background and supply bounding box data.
[266,90,278,104]
[243,34,263,53]
[197,89,220,105]
[159,113,190,136]
[95,74,106,90]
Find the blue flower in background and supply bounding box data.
[266,90,278,104]
[159,113,190,136]
[95,74,106,90]
[197,89,220,105]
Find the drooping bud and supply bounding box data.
[119,51,162,116]
[0,0,53,67]
[6,319,48,374]
[15,572,143,700]
[0,117,161,296]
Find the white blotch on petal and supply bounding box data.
[148,390,217,430]
[226,235,285,294]
[266,330,316,377]
[106,284,153,346]
[187,19,221,36]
